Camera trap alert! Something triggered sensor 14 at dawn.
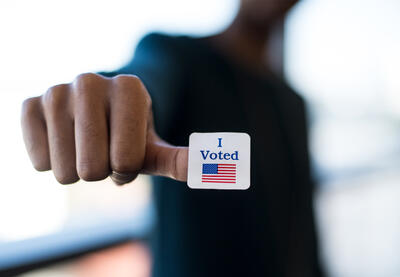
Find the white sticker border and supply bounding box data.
[187,132,251,190]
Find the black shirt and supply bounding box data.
[102,33,324,277]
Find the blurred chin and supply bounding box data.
[241,0,298,25]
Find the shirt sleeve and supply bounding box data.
[99,33,188,138]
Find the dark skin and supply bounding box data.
[210,0,298,71]
[21,0,298,185]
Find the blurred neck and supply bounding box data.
[209,15,284,76]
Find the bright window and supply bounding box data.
[0,0,238,242]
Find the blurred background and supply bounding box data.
[0,0,400,276]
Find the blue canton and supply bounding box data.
[202,164,218,174]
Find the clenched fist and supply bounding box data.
[21,73,188,185]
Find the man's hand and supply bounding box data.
[21,73,188,185]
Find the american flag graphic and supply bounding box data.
[202,164,236,184]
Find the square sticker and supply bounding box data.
[187,132,251,190]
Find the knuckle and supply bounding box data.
[22,97,40,118]
[43,84,69,113]
[113,74,141,87]
[113,75,143,94]
[77,161,108,181]
[75,72,101,85]
[112,75,151,107]
[73,73,105,98]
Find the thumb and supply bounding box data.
[142,134,188,182]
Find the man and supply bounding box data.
[21,0,324,276]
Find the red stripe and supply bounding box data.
[203,174,235,176]
[202,177,236,179]
[218,164,236,166]
[202,176,236,178]
[201,176,236,179]
[202,175,235,177]
[202,181,236,183]
[202,179,236,181]
[202,173,236,175]
[204,172,235,174]
[219,173,236,175]
[202,177,236,180]
[202,173,236,176]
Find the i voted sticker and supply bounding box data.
[187,132,250,190]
